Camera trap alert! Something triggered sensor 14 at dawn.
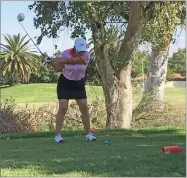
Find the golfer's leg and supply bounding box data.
[76,99,90,133]
[56,99,69,135]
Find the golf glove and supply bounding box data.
[44,56,51,64]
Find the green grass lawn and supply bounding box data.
[1,84,186,176]
[1,83,185,105]
[164,87,185,103]
[1,127,186,177]
[1,83,103,104]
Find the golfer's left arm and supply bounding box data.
[51,55,89,65]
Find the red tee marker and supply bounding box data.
[162,146,183,154]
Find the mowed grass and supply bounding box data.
[1,127,186,177]
[1,83,185,104]
[1,84,186,176]
[1,83,103,104]
[164,87,185,103]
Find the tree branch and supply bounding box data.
[105,21,128,24]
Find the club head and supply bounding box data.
[17,13,25,22]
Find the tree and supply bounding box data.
[87,27,150,83]
[54,50,62,57]
[168,48,186,77]
[0,33,38,85]
[87,25,124,85]
[29,1,160,128]
[85,56,101,85]
[142,2,185,102]
[166,65,175,81]
[131,51,150,78]
[30,52,60,83]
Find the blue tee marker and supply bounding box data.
[104,140,109,146]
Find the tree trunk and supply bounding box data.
[116,66,133,128]
[89,1,150,128]
[103,80,119,128]
[10,74,14,86]
[145,43,170,102]
[113,2,146,128]
[95,45,133,129]
[132,42,170,124]
[95,45,119,128]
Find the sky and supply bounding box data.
[1,1,186,57]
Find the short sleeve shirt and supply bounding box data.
[60,48,91,81]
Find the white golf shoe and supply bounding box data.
[85,132,96,141]
[55,134,64,143]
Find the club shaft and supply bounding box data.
[19,22,43,56]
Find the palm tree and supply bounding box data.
[0,33,39,85]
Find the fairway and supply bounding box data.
[1,84,104,103]
[1,127,186,177]
[1,84,185,105]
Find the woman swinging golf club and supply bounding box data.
[45,37,96,143]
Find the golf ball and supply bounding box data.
[17,13,25,22]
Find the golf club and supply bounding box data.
[17,13,44,56]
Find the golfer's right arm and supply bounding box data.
[49,62,64,72]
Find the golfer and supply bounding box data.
[45,37,96,143]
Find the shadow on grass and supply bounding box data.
[1,133,186,177]
[1,126,185,140]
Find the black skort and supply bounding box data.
[57,74,87,100]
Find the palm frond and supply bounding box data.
[1,33,40,82]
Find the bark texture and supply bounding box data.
[145,40,170,102]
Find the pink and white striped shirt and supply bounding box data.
[60,48,91,81]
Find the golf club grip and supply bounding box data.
[19,22,43,56]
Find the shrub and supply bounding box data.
[132,94,185,128]
[1,95,185,133]
[0,98,106,133]
[0,98,33,133]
